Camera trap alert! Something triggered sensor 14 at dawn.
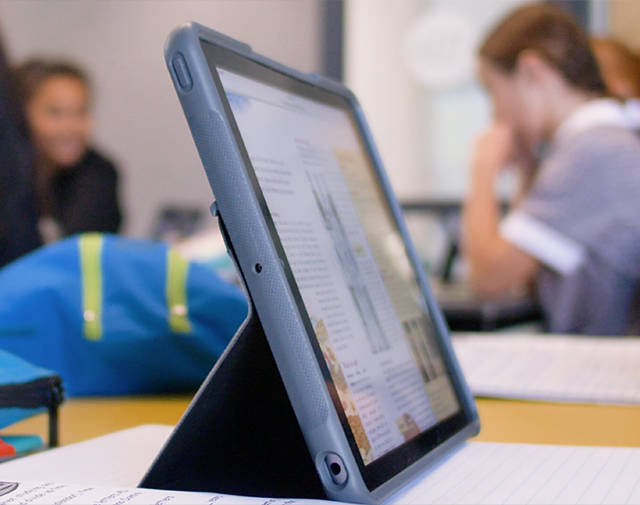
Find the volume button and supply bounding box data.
[172,53,193,91]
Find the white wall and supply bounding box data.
[344,0,529,201]
[344,0,532,269]
[0,0,323,236]
[345,0,427,198]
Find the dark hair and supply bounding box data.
[14,58,90,103]
[480,2,607,95]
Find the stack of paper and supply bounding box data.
[452,334,640,404]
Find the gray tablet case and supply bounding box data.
[141,22,479,504]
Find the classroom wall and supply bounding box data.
[610,0,640,50]
[0,1,323,237]
[344,0,427,199]
[344,0,535,201]
[343,0,537,269]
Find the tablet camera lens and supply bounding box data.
[254,263,262,273]
[330,462,341,475]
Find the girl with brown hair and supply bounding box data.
[15,59,122,243]
[463,2,640,334]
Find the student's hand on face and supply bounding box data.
[471,122,515,180]
[511,131,539,178]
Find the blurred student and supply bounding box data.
[591,37,640,129]
[462,2,640,335]
[0,38,41,268]
[15,59,122,243]
[592,37,640,100]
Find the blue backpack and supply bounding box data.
[0,233,248,396]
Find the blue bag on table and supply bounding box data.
[0,350,63,448]
[0,233,248,396]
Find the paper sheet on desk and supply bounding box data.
[0,481,332,504]
[394,442,640,504]
[0,425,335,504]
[452,334,640,404]
[0,425,173,487]
[4,440,640,504]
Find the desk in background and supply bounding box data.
[3,395,640,448]
[401,198,541,331]
[431,280,542,331]
[1,396,190,446]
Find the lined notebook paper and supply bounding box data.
[452,334,640,404]
[394,442,640,504]
[3,426,640,504]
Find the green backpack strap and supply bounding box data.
[80,236,193,339]
[166,249,192,334]
[79,234,104,341]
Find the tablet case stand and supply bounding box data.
[140,217,327,500]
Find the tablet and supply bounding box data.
[163,22,479,504]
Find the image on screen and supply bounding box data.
[215,65,460,466]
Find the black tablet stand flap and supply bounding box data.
[139,308,327,499]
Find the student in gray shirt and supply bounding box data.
[463,2,640,335]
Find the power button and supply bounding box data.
[172,54,193,91]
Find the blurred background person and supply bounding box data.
[592,37,640,100]
[462,2,640,335]
[15,59,122,243]
[591,36,640,130]
[0,36,40,268]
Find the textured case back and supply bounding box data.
[165,27,369,502]
[159,22,480,504]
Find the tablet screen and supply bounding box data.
[201,40,468,489]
